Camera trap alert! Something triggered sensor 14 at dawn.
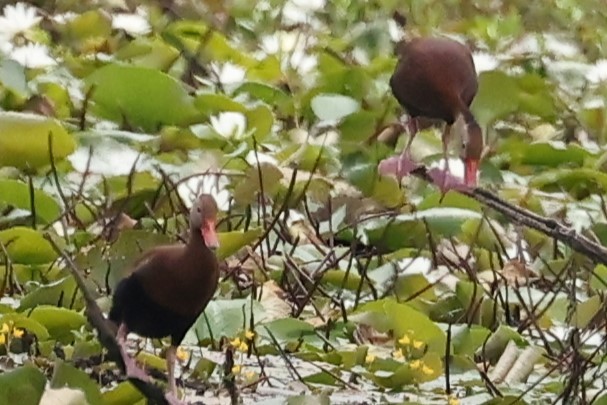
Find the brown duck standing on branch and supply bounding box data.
[109,194,220,402]
[378,33,483,191]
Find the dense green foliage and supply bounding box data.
[0,0,606,403]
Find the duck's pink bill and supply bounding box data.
[201,221,220,249]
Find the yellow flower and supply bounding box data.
[244,370,256,381]
[238,341,248,352]
[448,396,460,405]
[12,328,24,339]
[0,323,8,334]
[0,334,5,345]
[175,347,189,362]
[398,334,411,345]
[229,337,241,348]
[231,365,241,375]
[244,330,255,340]
[365,354,376,364]
[392,349,404,359]
[412,340,424,349]
[409,359,422,370]
[421,364,434,375]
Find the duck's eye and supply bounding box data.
[197,207,201,213]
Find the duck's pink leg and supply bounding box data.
[117,323,150,382]
[378,117,421,179]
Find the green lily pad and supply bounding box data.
[0,179,61,224]
[0,366,46,405]
[27,305,87,344]
[0,312,50,341]
[217,228,262,260]
[351,299,446,354]
[86,64,200,131]
[51,360,103,405]
[18,276,83,311]
[0,226,57,264]
[0,111,75,171]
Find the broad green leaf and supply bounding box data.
[367,352,442,388]
[311,93,360,121]
[0,179,61,224]
[191,357,217,380]
[418,191,482,211]
[19,276,83,311]
[189,299,264,344]
[194,93,247,115]
[0,366,46,405]
[501,139,590,168]
[472,70,519,127]
[530,168,607,196]
[338,110,377,142]
[0,111,75,171]
[101,381,144,405]
[217,228,262,260]
[115,37,181,70]
[233,82,292,112]
[351,299,446,354]
[232,162,283,206]
[0,59,28,97]
[569,295,601,329]
[260,318,317,345]
[86,64,200,131]
[0,312,49,340]
[136,352,166,371]
[0,226,57,264]
[451,325,491,355]
[590,264,607,292]
[394,274,436,302]
[51,360,103,405]
[322,269,363,291]
[245,104,274,141]
[60,10,112,43]
[28,305,87,344]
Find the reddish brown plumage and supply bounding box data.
[109,194,220,401]
[388,37,483,187]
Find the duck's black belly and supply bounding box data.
[109,275,198,346]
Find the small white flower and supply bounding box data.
[261,31,317,74]
[9,43,56,68]
[210,112,247,140]
[245,150,278,166]
[282,0,324,24]
[0,3,41,42]
[211,62,246,85]
[112,7,151,36]
[587,59,607,84]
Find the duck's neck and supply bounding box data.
[186,227,212,255]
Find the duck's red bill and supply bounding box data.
[464,159,479,187]
[201,221,220,249]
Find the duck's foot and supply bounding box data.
[165,391,187,405]
[427,168,470,194]
[120,349,150,382]
[378,154,421,180]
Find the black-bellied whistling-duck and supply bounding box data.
[109,194,220,401]
[378,37,483,190]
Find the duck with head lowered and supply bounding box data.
[379,34,483,192]
[109,194,220,403]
